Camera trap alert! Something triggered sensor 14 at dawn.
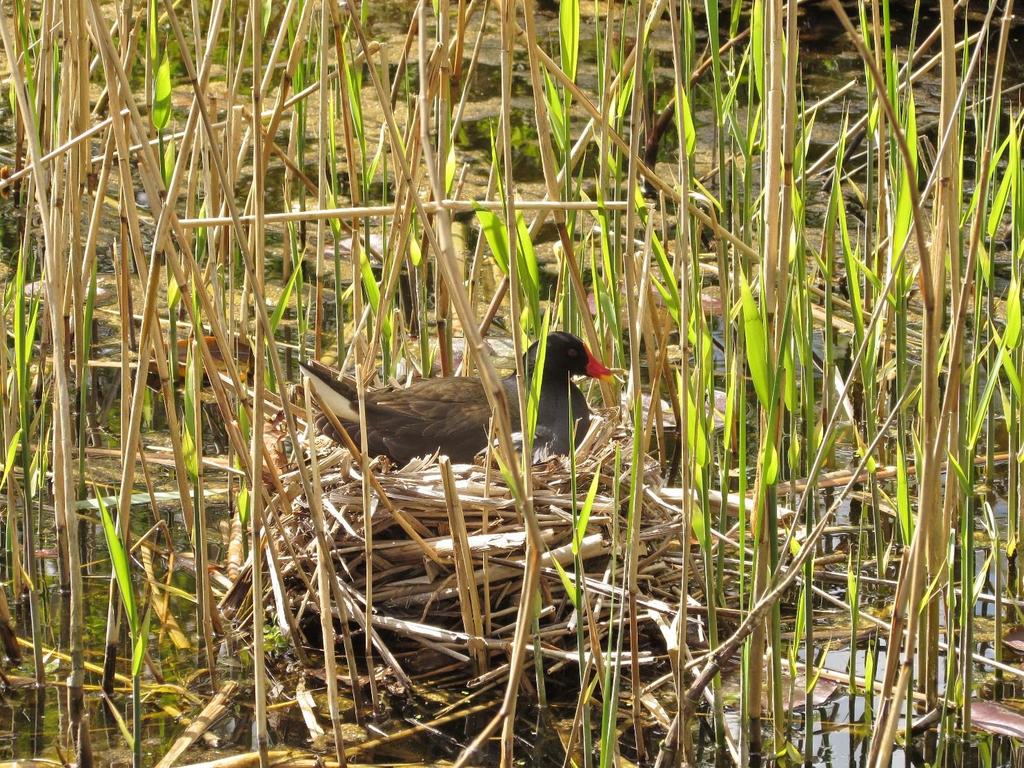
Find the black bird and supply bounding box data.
[300,331,612,464]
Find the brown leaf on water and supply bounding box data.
[971,700,1024,739]
[783,671,841,711]
[1002,626,1024,654]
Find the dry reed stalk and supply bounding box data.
[6,0,1019,764]
[520,0,609,376]
[441,457,488,675]
[928,0,967,709]
[226,0,316,227]
[156,681,240,768]
[809,575,1024,683]
[793,8,916,766]
[653,221,926,761]
[178,198,635,229]
[11,637,198,698]
[156,7,339,669]
[655,384,913,768]
[192,332,220,685]
[304,388,347,764]
[935,0,1013,733]
[478,0,539,760]
[0,109,129,193]
[0,7,88,756]
[803,0,974,179]
[176,753,333,768]
[134,524,192,652]
[663,1,696,757]
[85,2,212,693]
[0,247,23,668]
[330,0,381,718]
[619,3,650,761]
[338,4,532,532]
[249,0,271,756]
[740,0,786,753]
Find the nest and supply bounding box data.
[239,404,699,720]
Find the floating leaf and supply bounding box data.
[971,700,1024,739]
[1002,626,1024,655]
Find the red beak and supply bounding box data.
[584,347,613,380]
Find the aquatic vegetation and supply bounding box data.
[0,0,1022,765]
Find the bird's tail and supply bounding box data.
[299,360,360,422]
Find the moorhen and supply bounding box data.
[300,332,612,464]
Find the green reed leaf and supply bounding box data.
[686,387,708,467]
[1004,276,1021,350]
[131,606,152,678]
[474,207,509,274]
[947,452,970,497]
[526,312,551,445]
[551,555,578,609]
[750,0,764,99]
[0,428,22,494]
[739,275,770,409]
[96,485,139,636]
[1002,350,1022,400]
[896,441,911,543]
[271,260,303,333]
[152,51,171,130]
[762,441,778,485]
[445,142,457,197]
[574,466,602,553]
[678,89,696,156]
[559,0,579,82]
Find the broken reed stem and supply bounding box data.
[441,457,488,676]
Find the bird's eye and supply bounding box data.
[567,348,579,357]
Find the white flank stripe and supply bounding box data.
[304,371,360,421]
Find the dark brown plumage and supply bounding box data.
[300,332,612,464]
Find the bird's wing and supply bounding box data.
[369,378,496,462]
